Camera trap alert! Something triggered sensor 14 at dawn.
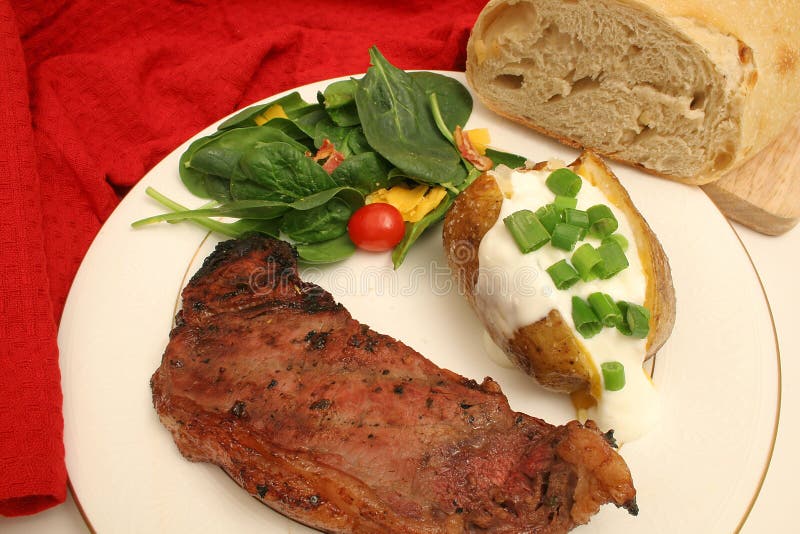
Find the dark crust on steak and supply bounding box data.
[151,235,636,533]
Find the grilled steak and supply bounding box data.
[151,235,637,533]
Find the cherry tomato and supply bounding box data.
[347,203,405,252]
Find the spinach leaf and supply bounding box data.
[293,106,329,139]
[326,100,361,128]
[322,79,358,109]
[331,152,392,194]
[486,148,528,169]
[132,186,364,225]
[256,117,316,150]
[289,186,363,211]
[355,46,467,186]
[179,131,225,198]
[217,92,312,130]
[189,127,308,180]
[391,193,455,269]
[231,142,337,203]
[280,197,354,244]
[132,187,258,238]
[204,174,232,202]
[296,234,356,264]
[227,218,281,238]
[320,79,360,127]
[346,127,371,154]
[412,71,472,132]
[313,117,360,154]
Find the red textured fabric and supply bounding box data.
[0,0,488,516]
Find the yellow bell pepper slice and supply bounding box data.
[254,104,288,126]
[366,184,448,223]
[464,128,490,155]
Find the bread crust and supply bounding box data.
[466,0,800,184]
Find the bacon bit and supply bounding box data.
[308,138,346,174]
[322,151,345,174]
[454,126,493,171]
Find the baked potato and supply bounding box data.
[443,150,675,415]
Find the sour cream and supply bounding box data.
[476,165,659,443]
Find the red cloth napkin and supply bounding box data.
[0,0,488,517]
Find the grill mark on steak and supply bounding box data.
[151,235,637,533]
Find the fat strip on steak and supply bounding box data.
[151,236,637,533]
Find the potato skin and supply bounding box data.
[573,151,676,358]
[443,150,675,395]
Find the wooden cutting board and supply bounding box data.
[702,114,800,235]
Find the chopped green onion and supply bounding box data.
[545,168,582,197]
[601,361,626,391]
[551,222,583,251]
[534,204,560,234]
[616,301,651,338]
[616,301,632,335]
[553,195,578,214]
[564,208,589,228]
[593,240,629,279]
[571,296,602,338]
[587,292,623,327]
[602,233,629,252]
[546,260,580,290]
[626,302,651,338]
[503,210,550,253]
[587,204,619,238]
[564,208,589,238]
[571,243,601,281]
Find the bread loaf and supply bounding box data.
[466,0,800,185]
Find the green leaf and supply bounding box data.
[217,92,312,130]
[392,193,455,268]
[429,93,454,144]
[355,46,467,186]
[289,186,363,211]
[313,117,361,155]
[411,71,472,132]
[346,127,371,154]
[485,148,528,169]
[231,142,337,202]
[281,197,354,244]
[326,104,361,128]
[296,234,356,264]
[188,127,308,180]
[293,106,329,139]
[331,152,392,194]
[131,186,363,225]
[227,218,281,238]
[322,79,358,109]
[179,131,225,198]
[321,79,361,127]
[203,174,232,202]
[255,117,316,149]
[133,187,246,237]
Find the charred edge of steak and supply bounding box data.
[184,236,341,317]
[189,234,298,288]
[622,497,639,516]
[602,429,618,449]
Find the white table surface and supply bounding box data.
[2,221,796,533]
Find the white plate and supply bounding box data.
[59,73,779,533]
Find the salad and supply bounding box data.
[133,46,524,267]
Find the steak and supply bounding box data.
[151,235,637,533]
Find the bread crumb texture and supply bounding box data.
[466,0,799,184]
